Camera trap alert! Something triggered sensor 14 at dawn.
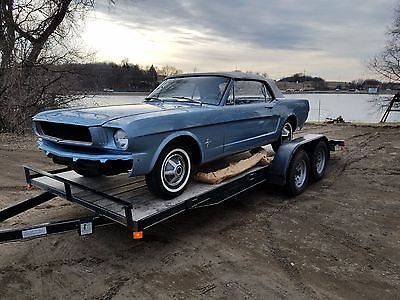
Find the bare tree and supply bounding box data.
[0,0,94,132]
[156,65,182,77]
[370,7,400,83]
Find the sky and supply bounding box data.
[81,0,398,81]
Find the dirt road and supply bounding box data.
[0,124,399,299]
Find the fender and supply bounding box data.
[273,111,297,133]
[148,131,204,172]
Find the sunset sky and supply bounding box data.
[82,0,398,81]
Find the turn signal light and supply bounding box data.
[133,231,143,239]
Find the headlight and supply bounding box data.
[113,129,129,150]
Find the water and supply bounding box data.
[291,93,398,123]
[74,92,399,123]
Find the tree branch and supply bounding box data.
[25,0,73,67]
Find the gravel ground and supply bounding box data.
[0,123,399,299]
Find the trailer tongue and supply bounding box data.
[0,134,344,243]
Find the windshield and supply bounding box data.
[146,76,230,105]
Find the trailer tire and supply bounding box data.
[286,150,310,195]
[146,145,192,200]
[310,141,328,181]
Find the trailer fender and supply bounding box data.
[266,134,330,185]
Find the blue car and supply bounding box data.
[33,72,309,199]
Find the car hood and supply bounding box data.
[33,103,184,126]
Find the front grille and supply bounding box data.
[38,121,92,143]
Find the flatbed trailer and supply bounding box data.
[0,134,344,243]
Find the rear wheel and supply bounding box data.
[286,150,310,195]
[272,121,293,152]
[146,145,192,200]
[310,141,328,181]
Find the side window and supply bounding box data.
[262,85,274,102]
[234,81,267,105]
[226,85,234,105]
[192,86,201,100]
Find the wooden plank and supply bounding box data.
[73,180,145,200]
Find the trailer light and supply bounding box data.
[114,129,129,150]
[133,231,143,239]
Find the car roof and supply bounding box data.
[167,71,284,98]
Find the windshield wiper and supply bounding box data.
[145,97,163,102]
[171,96,202,105]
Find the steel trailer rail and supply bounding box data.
[0,134,344,243]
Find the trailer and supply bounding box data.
[0,134,344,243]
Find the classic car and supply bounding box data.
[32,72,309,199]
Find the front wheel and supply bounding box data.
[272,121,293,152]
[286,150,310,196]
[146,145,192,200]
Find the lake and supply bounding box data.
[76,92,399,123]
[291,93,398,123]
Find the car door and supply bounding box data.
[223,80,279,154]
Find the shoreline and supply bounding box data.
[305,121,400,127]
[283,90,394,95]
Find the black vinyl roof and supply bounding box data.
[168,71,265,81]
[167,71,284,98]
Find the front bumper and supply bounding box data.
[38,139,133,163]
[38,139,152,176]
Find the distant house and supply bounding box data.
[368,87,378,94]
[361,79,381,92]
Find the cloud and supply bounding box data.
[95,0,321,50]
[85,0,398,80]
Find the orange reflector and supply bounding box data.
[133,231,143,239]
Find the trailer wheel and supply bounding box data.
[286,150,310,195]
[310,141,328,181]
[272,121,293,152]
[146,145,192,200]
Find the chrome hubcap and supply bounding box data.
[316,150,326,174]
[163,153,187,188]
[294,160,307,189]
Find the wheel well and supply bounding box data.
[165,136,202,165]
[286,115,297,131]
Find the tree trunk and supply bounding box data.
[0,0,15,94]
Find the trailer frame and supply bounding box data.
[0,134,344,243]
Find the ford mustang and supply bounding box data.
[32,72,309,199]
